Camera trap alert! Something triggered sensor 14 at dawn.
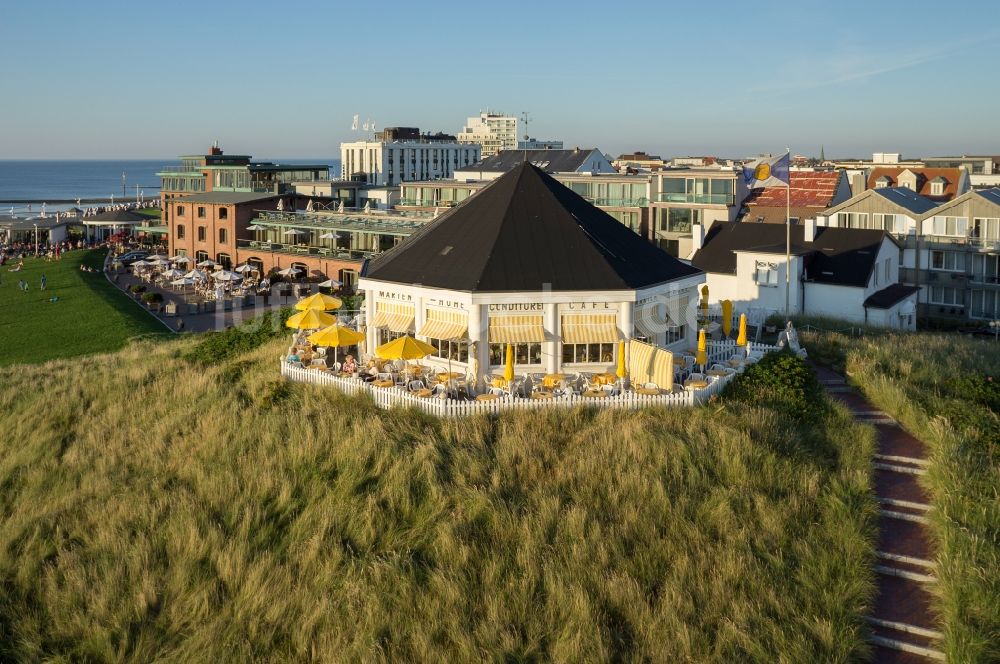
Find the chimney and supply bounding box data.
[804,217,817,242]
[692,222,706,252]
[209,140,222,156]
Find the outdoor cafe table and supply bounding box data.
[634,387,662,396]
[476,393,500,401]
[684,379,709,390]
[531,391,554,400]
[373,379,395,388]
[590,373,617,386]
[541,373,565,389]
[727,358,746,368]
[583,388,608,398]
[490,375,509,388]
[706,369,729,377]
[437,372,463,381]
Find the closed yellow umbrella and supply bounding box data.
[503,343,515,385]
[615,340,626,379]
[696,328,708,368]
[295,292,343,311]
[721,300,733,338]
[286,309,335,330]
[700,284,709,320]
[375,335,437,361]
[736,313,748,347]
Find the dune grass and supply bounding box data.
[0,337,876,662]
[803,328,1000,663]
[0,249,168,366]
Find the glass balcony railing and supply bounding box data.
[157,165,205,174]
[236,239,376,261]
[584,197,650,208]
[655,193,733,205]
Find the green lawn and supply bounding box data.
[136,207,161,219]
[0,249,170,366]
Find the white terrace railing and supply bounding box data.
[280,340,777,418]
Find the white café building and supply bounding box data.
[359,163,705,377]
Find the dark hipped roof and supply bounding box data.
[691,222,891,288]
[864,284,920,309]
[364,162,701,292]
[460,148,602,174]
[86,209,149,223]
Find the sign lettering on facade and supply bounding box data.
[488,303,543,312]
[376,290,413,302]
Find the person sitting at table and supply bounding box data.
[286,352,301,364]
[342,355,358,375]
[362,360,380,382]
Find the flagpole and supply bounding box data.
[785,147,791,323]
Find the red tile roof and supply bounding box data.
[865,167,963,201]
[745,171,844,208]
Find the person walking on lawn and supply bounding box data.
[40,274,47,290]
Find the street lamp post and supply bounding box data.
[33,223,38,256]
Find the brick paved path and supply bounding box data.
[815,366,944,663]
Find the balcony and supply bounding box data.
[157,165,205,175]
[584,197,650,208]
[970,236,1000,252]
[236,239,375,261]
[655,193,733,206]
[253,211,427,237]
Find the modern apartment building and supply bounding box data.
[821,186,1000,322]
[157,146,328,226]
[396,172,653,237]
[457,112,518,158]
[922,155,1000,187]
[650,167,750,258]
[340,132,480,187]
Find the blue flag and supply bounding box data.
[743,153,790,189]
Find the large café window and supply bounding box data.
[489,343,541,366]
[378,329,406,346]
[562,343,616,365]
[427,338,469,363]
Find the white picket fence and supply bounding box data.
[280,340,777,418]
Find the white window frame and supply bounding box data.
[754,260,779,287]
[930,250,962,272]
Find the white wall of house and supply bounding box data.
[803,283,866,323]
[865,298,918,330]
[703,252,804,317]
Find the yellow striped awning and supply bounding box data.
[650,348,674,391]
[418,309,468,341]
[372,301,415,333]
[488,315,545,344]
[560,314,620,344]
[627,339,657,385]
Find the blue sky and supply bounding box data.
[2,0,998,160]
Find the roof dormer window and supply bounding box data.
[930,176,947,197]
[875,176,892,189]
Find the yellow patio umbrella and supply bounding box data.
[307,324,364,368]
[307,324,364,347]
[696,328,708,368]
[375,335,436,361]
[503,343,515,385]
[700,284,709,320]
[615,340,627,379]
[295,292,343,311]
[721,300,733,338]
[286,308,335,330]
[736,313,748,347]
